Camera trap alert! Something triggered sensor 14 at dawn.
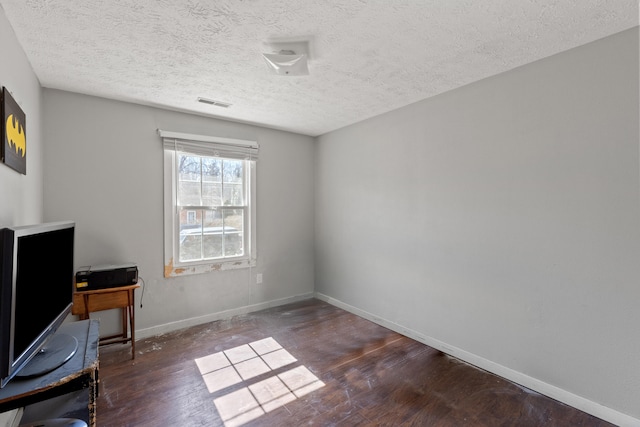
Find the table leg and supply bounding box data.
[128,290,135,360]
[82,294,90,321]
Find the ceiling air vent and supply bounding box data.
[197,97,231,108]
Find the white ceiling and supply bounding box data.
[0,1,637,137]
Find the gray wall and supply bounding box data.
[0,6,43,226]
[0,10,44,422]
[315,27,639,423]
[43,90,315,338]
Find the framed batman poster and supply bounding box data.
[1,87,27,175]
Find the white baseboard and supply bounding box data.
[136,292,314,340]
[315,292,639,427]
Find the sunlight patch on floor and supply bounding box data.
[195,337,324,427]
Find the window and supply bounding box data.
[186,210,197,224]
[161,131,258,277]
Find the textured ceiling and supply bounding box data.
[0,1,637,136]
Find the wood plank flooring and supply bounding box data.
[97,298,612,426]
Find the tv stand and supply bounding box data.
[16,333,78,379]
[0,320,99,427]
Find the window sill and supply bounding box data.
[164,257,256,278]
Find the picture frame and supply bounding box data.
[1,87,27,175]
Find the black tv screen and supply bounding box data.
[0,221,75,388]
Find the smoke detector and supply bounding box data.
[262,39,311,76]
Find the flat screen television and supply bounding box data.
[0,221,77,388]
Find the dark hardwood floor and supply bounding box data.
[97,299,612,426]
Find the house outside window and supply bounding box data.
[161,131,258,277]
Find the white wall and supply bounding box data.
[43,90,315,338]
[315,27,639,424]
[0,5,43,226]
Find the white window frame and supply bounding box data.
[160,130,257,277]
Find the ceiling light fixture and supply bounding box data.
[262,39,311,76]
[197,97,231,108]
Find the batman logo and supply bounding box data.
[6,114,26,157]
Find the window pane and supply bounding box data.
[203,209,223,259]
[179,208,203,262]
[202,157,222,207]
[223,209,244,257]
[178,154,201,206]
[222,160,244,205]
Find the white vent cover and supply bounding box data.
[197,97,232,108]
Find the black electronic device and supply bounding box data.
[0,221,76,389]
[75,263,138,291]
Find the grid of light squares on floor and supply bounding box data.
[195,337,325,427]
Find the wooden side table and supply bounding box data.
[72,284,139,359]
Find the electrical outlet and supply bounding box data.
[256,273,263,284]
